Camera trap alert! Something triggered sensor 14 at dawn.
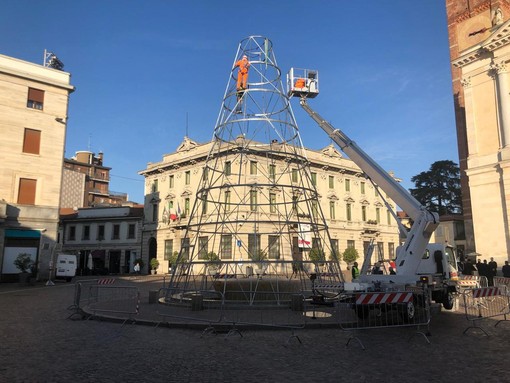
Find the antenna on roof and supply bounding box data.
[43,49,64,71]
[186,112,189,137]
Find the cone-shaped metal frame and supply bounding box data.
[168,36,343,304]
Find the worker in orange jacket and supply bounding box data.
[235,55,250,90]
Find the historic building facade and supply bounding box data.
[60,206,143,275]
[0,53,74,281]
[447,1,510,264]
[61,150,129,209]
[139,137,400,276]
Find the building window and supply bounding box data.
[250,161,258,175]
[362,205,367,222]
[198,236,208,259]
[23,128,41,155]
[17,178,36,205]
[152,203,158,222]
[388,242,395,259]
[250,190,257,211]
[376,208,380,223]
[202,167,208,181]
[185,171,191,185]
[329,201,335,220]
[201,191,208,214]
[151,179,158,193]
[269,164,276,182]
[347,240,355,249]
[329,175,334,189]
[387,209,391,225]
[112,224,120,239]
[164,239,174,260]
[292,195,298,214]
[181,238,190,260]
[97,225,105,240]
[269,193,276,213]
[346,203,352,221]
[292,168,298,183]
[248,234,261,259]
[185,198,190,216]
[268,235,280,259]
[377,242,384,261]
[221,234,232,259]
[225,161,231,176]
[128,224,136,239]
[82,225,90,240]
[27,88,44,110]
[331,239,339,258]
[361,181,365,194]
[169,175,174,188]
[345,179,351,192]
[224,191,231,212]
[312,200,318,218]
[311,172,317,186]
[68,226,76,241]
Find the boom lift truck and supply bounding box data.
[287,68,459,313]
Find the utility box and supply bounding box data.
[191,293,203,311]
[287,68,319,98]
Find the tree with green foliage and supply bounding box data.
[309,248,326,265]
[342,247,359,265]
[409,160,462,215]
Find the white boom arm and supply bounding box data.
[300,98,439,277]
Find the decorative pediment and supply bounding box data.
[360,199,370,205]
[165,193,176,200]
[327,193,339,201]
[181,190,193,197]
[344,197,355,203]
[176,136,199,152]
[321,144,343,159]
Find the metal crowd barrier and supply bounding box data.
[494,277,510,292]
[457,275,488,292]
[86,285,140,326]
[462,285,510,336]
[336,287,431,350]
[67,278,112,319]
[156,288,225,336]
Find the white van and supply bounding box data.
[55,254,77,281]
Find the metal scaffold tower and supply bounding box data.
[168,36,343,305]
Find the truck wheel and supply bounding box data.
[399,301,415,322]
[354,305,369,319]
[442,290,455,310]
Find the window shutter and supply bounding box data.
[28,88,44,103]
[18,178,37,205]
[23,128,41,154]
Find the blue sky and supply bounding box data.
[2,1,456,204]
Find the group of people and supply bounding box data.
[460,257,499,286]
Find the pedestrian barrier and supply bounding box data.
[86,285,140,326]
[494,277,510,291]
[67,278,111,319]
[461,286,510,336]
[156,287,309,342]
[457,275,488,291]
[156,288,225,336]
[337,287,431,349]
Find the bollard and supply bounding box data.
[148,290,159,304]
[191,293,204,311]
[291,294,304,311]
